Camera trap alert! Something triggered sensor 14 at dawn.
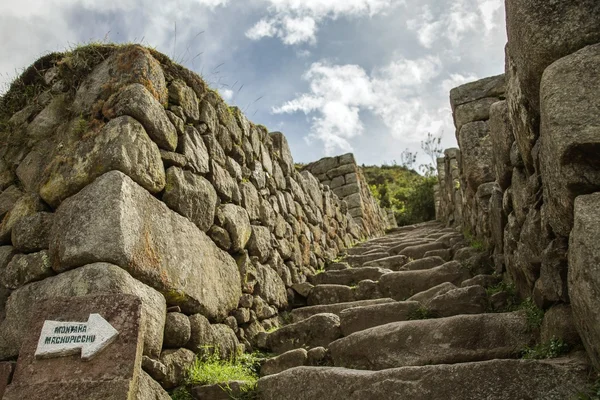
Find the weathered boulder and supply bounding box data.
[168,80,200,122]
[160,348,195,389]
[50,171,241,320]
[136,371,171,400]
[505,0,600,171]
[457,121,494,189]
[0,263,165,359]
[1,250,53,289]
[257,357,592,400]
[163,312,191,349]
[540,44,600,237]
[266,313,341,354]
[0,194,45,243]
[449,74,505,112]
[489,101,514,189]
[103,83,178,151]
[186,314,215,354]
[247,226,272,263]
[399,242,447,260]
[254,262,288,309]
[162,167,217,232]
[329,311,533,370]
[569,193,600,369]
[454,97,498,131]
[11,212,53,253]
[177,125,210,174]
[260,348,307,377]
[72,45,168,114]
[379,261,470,300]
[215,204,251,253]
[39,116,166,208]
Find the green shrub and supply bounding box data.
[521,338,570,359]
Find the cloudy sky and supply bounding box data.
[0,0,507,167]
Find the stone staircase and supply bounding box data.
[255,221,594,399]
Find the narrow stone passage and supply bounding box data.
[256,221,592,399]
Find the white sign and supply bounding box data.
[35,313,119,360]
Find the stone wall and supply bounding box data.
[436,0,600,370]
[305,153,397,237]
[0,44,389,393]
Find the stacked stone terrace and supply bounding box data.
[0,44,391,395]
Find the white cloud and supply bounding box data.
[221,88,234,101]
[407,0,501,49]
[247,0,400,45]
[273,56,454,155]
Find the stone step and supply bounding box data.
[257,356,593,400]
[401,256,446,271]
[379,261,471,300]
[339,301,420,336]
[388,239,435,255]
[338,285,487,335]
[307,282,385,305]
[265,313,341,354]
[309,267,391,286]
[329,311,534,370]
[362,255,409,271]
[343,252,390,267]
[292,298,395,322]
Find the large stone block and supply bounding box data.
[569,193,600,369]
[457,121,494,190]
[39,116,166,208]
[449,74,505,111]
[505,0,600,172]
[489,101,514,189]
[0,263,165,360]
[540,44,600,237]
[50,171,241,320]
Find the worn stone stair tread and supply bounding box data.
[292,298,396,322]
[329,311,534,370]
[339,300,420,335]
[379,261,471,300]
[309,267,392,286]
[257,356,593,400]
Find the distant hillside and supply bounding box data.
[361,164,436,226]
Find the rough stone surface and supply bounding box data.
[258,357,592,400]
[309,267,390,286]
[379,262,470,300]
[427,285,488,318]
[339,301,420,336]
[540,44,600,237]
[103,83,178,151]
[50,171,241,320]
[39,116,166,208]
[266,313,341,354]
[163,167,217,232]
[291,298,395,322]
[1,250,53,290]
[330,312,533,370]
[307,285,355,305]
[260,348,307,377]
[160,348,195,389]
[137,370,171,400]
[11,212,53,253]
[569,193,600,369]
[163,312,191,349]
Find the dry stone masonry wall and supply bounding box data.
[0,44,389,394]
[305,153,397,237]
[436,0,600,371]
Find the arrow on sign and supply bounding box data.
[35,313,119,360]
